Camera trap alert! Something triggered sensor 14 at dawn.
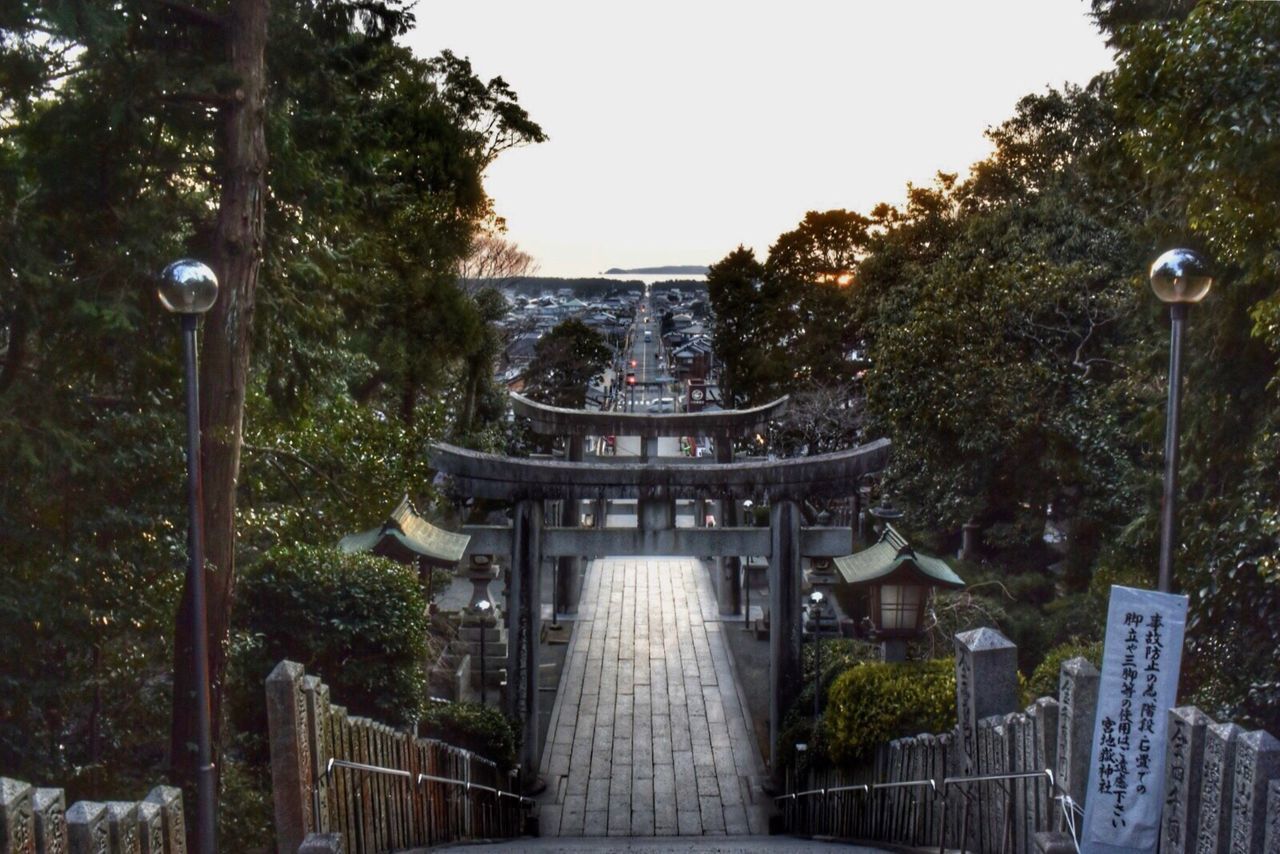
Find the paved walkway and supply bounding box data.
[537,557,770,837]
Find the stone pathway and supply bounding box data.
[537,557,770,837]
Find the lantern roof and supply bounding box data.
[339,495,470,567]
[833,525,965,589]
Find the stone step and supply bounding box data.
[458,625,507,642]
[454,639,509,658]
[404,836,891,852]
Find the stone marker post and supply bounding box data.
[1030,697,1060,832]
[105,802,140,854]
[1263,779,1280,854]
[267,659,314,854]
[33,788,65,854]
[954,628,1019,775]
[953,628,1017,852]
[298,832,343,853]
[136,802,163,854]
[1197,722,1243,854]
[143,786,184,854]
[1228,730,1280,853]
[1162,706,1213,854]
[65,801,108,854]
[1056,657,1100,819]
[1,777,35,854]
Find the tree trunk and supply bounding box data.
[170,0,268,790]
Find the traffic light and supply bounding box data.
[626,372,636,386]
[630,359,637,368]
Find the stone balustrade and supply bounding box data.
[1,777,183,854]
[779,626,1280,853]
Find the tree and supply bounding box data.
[0,0,547,791]
[522,319,612,408]
[706,246,776,406]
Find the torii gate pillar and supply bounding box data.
[507,498,543,782]
[769,498,802,773]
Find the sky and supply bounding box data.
[407,1,1116,278]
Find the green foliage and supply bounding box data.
[522,318,613,408]
[824,659,957,766]
[1027,641,1104,703]
[420,702,519,771]
[0,0,542,787]
[218,758,275,854]
[707,211,868,406]
[229,545,429,748]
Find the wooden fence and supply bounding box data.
[266,660,531,854]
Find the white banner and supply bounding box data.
[1081,585,1188,853]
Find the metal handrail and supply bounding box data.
[941,768,1055,794]
[327,758,412,780]
[417,773,532,804]
[777,768,1055,803]
[323,758,535,806]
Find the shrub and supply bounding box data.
[420,702,518,771]
[229,544,429,751]
[824,658,956,765]
[1026,640,1103,703]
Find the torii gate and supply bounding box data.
[429,395,890,780]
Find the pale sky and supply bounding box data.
[407,1,1115,278]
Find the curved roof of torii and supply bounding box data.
[509,392,790,438]
[429,438,891,501]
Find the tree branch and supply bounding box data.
[243,444,353,499]
[147,0,227,29]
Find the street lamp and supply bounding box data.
[1149,248,1213,593]
[809,590,824,720]
[158,259,219,854]
[475,599,492,705]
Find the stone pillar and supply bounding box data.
[508,498,543,783]
[714,435,742,614]
[1055,657,1099,819]
[641,434,658,461]
[1,778,35,854]
[1161,706,1213,854]
[302,676,333,835]
[1197,722,1242,854]
[105,803,140,854]
[953,628,1019,777]
[595,496,608,528]
[1263,780,1280,854]
[1029,698,1060,838]
[33,789,65,854]
[638,495,674,534]
[142,787,183,854]
[1228,730,1280,853]
[299,833,343,853]
[960,519,981,560]
[134,802,162,854]
[267,659,314,853]
[768,499,802,775]
[556,436,585,614]
[65,801,107,854]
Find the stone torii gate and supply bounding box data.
[429,407,890,780]
[509,391,792,616]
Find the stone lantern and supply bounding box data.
[833,525,965,661]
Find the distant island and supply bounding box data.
[604,265,708,275]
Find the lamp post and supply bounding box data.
[158,259,219,854]
[1149,249,1213,593]
[809,590,824,720]
[476,599,492,705]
